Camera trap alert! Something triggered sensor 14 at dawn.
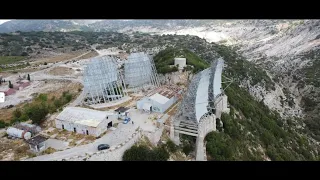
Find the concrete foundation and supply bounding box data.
[195,114,215,161]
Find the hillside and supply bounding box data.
[209,20,320,142]
[153,48,209,74]
[0,29,319,160]
[0,20,220,33]
[206,82,318,160]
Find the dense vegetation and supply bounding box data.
[0,31,128,57]
[295,49,320,141]
[205,82,318,161]
[298,49,320,88]
[154,48,209,74]
[122,144,170,161]
[0,91,74,127]
[122,138,195,161]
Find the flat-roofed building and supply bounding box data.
[137,85,182,113]
[55,107,117,137]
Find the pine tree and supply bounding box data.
[27,74,30,81]
[9,81,13,88]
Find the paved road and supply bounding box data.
[69,90,85,107]
[26,123,138,161]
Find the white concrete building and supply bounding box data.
[174,58,187,70]
[0,92,4,103]
[137,85,182,113]
[55,107,117,137]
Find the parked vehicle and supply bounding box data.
[97,144,110,151]
[123,117,131,124]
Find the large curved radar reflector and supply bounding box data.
[180,58,224,123]
[213,58,224,97]
[83,56,127,105]
[124,52,159,89]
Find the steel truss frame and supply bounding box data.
[82,56,127,105]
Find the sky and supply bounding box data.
[0,20,10,24]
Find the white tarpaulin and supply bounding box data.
[143,103,152,111]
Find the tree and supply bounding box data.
[21,52,28,56]
[8,81,13,88]
[13,108,22,119]
[27,74,30,81]
[122,145,169,161]
[29,104,49,125]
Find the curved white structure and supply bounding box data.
[6,127,32,140]
[179,58,224,123]
[83,56,127,105]
[174,58,186,70]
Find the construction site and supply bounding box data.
[0,47,230,161]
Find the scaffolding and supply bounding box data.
[124,52,160,91]
[82,56,127,105]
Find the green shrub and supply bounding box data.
[65,94,73,103]
[29,103,49,125]
[154,48,209,74]
[205,132,235,161]
[0,120,8,128]
[165,140,178,153]
[182,144,193,156]
[38,94,48,102]
[123,145,170,161]
[13,108,22,119]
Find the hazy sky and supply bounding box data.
[0,20,10,24]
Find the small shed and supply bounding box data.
[26,135,48,153]
[114,107,130,119]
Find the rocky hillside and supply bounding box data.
[0,29,319,160]
[0,20,218,33]
[206,20,320,141]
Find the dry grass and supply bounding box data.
[31,50,88,65]
[0,101,29,123]
[0,138,32,161]
[167,101,180,116]
[69,140,77,147]
[46,81,82,100]
[97,98,134,111]
[47,67,75,76]
[136,135,154,149]
[85,135,96,141]
[41,147,57,155]
[47,128,59,136]
[0,81,82,124]
[0,108,15,123]
[75,51,99,60]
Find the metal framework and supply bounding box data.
[82,56,127,105]
[124,52,160,91]
[177,58,225,124]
